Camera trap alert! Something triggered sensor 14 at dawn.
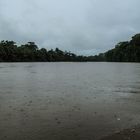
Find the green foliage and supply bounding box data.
[131,34,140,46]
[0,40,102,62]
[105,34,140,62]
[0,33,140,62]
[0,40,17,61]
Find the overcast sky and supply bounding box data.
[0,0,140,55]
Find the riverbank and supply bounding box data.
[100,126,140,140]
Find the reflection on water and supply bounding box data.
[0,62,140,140]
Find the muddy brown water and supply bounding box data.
[0,62,140,140]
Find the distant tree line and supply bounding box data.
[0,41,104,62]
[0,33,140,62]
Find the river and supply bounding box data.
[0,62,140,140]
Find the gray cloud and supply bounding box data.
[0,0,140,55]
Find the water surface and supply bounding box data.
[0,62,140,140]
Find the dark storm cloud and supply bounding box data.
[0,0,140,55]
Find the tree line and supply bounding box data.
[0,41,104,62]
[0,33,140,62]
[105,34,140,62]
